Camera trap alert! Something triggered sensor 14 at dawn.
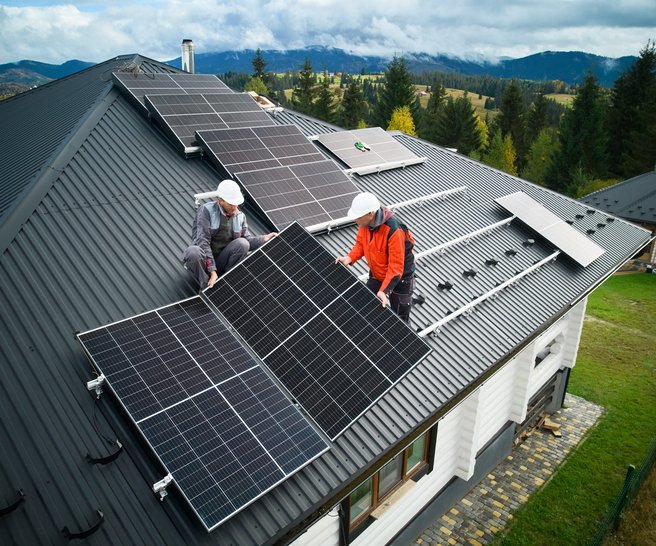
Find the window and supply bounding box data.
[348,431,430,530]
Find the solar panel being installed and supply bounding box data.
[204,222,432,440]
[144,93,275,151]
[314,127,427,175]
[196,125,360,229]
[495,191,605,267]
[77,296,328,531]
[112,72,232,110]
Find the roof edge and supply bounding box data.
[0,86,120,253]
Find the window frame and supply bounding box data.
[348,430,431,532]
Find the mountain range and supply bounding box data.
[0,47,637,95]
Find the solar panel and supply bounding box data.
[204,222,432,440]
[112,72,232,110]
[196,125,360,230]
[144,93,275,151]
[314,127,427,175]
[495,191,605,267]
[77,296,328,531]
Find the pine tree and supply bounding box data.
[387,106,417,136]
[497,80,527,166]
[339,81,367,129]
[291,58,317,115]
[433,96,481,155]
[547,73,608,192]
[418,84,447,142]
[526,91,549,144]
[252,48,267,81]
[314,72,336,123]
[608,40,656,176]
[374,55,418,128]
[521,128,560,186]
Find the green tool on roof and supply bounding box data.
[354,140,371,151]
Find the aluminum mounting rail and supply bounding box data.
[417,250,560,337]
[357,215,515,280]
[307,186,467,234]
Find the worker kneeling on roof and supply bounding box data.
[336,192,416,323]
[183,179,277,289]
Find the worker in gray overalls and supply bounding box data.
[183,179,277,289]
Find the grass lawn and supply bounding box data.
[491,273,656,545]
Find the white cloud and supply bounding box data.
[0,1,654,64]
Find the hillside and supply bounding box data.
[0,47,637,94]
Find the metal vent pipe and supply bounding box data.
[181,39,195,74]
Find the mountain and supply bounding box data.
[165,46,636,87]
[0,48,637,94]
[0,59,94,94]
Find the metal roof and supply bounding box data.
[0,60,651,546]
[580,168,656,225]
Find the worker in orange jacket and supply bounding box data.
[336,192,416,322]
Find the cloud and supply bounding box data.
[0,0,654,64]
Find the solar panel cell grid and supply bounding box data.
[195,126,360,229]
[77,296,328,531]
[204,222,431,440]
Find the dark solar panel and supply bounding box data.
[495,191,605,267]
[77,296,327,531]
[204,223,431,440]
[196,126,360,229]
[112,72,232,109]
[144,93,275,150]
[315,127,426,175]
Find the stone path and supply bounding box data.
[412,394,604,546]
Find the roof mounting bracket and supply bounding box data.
[86,374,105,399]
[61,509,104,541]
[0,489,25,518]
[86,440,123,466]
[153,474,174,501]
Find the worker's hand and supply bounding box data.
[264,232,278,242]
[376,291,389,307]
[335,255,352,266]
[207,271,219,288]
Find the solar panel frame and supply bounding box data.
[495,191,605,267]
[203,222,432,440]
[195,126,360,230]
[77,296,328,532]
[314,127,427,175]
[112,72,232,111]
[144,93,276,151]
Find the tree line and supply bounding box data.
[222,42,656,197]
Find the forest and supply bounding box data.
[221,41,656,198]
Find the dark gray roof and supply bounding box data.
[580,168,656,225]
[0,58,651,546]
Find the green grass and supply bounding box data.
[491,274,656,546]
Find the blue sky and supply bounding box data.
[0,1,654,65]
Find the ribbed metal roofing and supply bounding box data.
[0,63,651,546]
[580,168,656,225]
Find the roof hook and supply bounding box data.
[0,489,25,518]
[61,509,104,541]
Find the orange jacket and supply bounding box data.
[348,208,415,294]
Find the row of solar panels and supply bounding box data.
[78,224,431,531]
[112,73,427,231]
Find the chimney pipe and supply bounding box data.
[181,39,195,74]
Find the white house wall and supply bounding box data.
[339,303,587,546]
[290,507,340,546]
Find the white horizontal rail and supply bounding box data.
[307,186,467,234]
[418,250,560,337]
[345,157,428,176]
[357,215,515,280]
[416,216,516,260]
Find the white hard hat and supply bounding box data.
[347,192,380,220]
[216,179,244,206]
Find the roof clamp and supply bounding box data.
[86,374,106,399]
[153,474,174,501]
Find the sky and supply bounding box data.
[0,1,655,65]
